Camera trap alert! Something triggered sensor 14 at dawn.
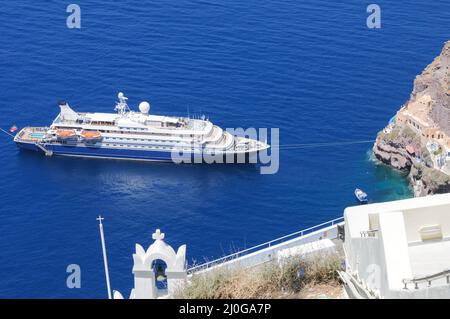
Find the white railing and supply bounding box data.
[403,269,450,290]
[187,216,344,274]
[360,229,379,237]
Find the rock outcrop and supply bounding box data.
[373,40,450,196]
[422,43,450,133]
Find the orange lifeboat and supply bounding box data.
[56,129,77,140]
[80,130,102,142]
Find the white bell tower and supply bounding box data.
[113,229,187,299]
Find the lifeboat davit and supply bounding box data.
[80,130,102,143]
[56,129,78,140]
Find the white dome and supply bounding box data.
[118,92,128,100]
[139,101,150,114]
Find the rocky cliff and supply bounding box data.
[373,40,450,196]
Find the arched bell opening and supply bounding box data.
[151,259,168,290]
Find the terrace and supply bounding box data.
[344,194,450,298]
[14,127,48,142]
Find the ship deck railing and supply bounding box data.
[15,127,49,142]
[187,216,344,275]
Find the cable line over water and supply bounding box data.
[273,140,375,150]
[0,128,15,139]
[1,125,375,151]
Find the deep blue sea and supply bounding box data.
[0,1,448,298]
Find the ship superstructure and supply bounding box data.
[14,93,269,163]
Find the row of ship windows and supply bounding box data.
[102,143,194,150]
[55,126,198,138]
[76,123,148,130]
[57,140,193,150]
[103,137,192,143]
[120,127,149,131]
[101,129,195,138]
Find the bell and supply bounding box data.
[155,265,166,282]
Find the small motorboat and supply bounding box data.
[354,188,368,203]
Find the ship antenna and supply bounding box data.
[115,92,130,117]
[97,215,112,299]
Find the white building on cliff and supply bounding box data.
[343,194,450,298]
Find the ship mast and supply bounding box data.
[114,92,130,116]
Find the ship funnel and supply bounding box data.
[58,101,79,122]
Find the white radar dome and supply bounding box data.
[118,92,128,100]
[139,101,150,114]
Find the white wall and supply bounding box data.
[378,212,413,294]
[402,204,450,243]
[344,194,450,298]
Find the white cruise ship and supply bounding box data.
[14,93,269,163]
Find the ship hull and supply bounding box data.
[15,142,260,164]
[15,141,41,152]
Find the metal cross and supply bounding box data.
[96,215,104,225]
